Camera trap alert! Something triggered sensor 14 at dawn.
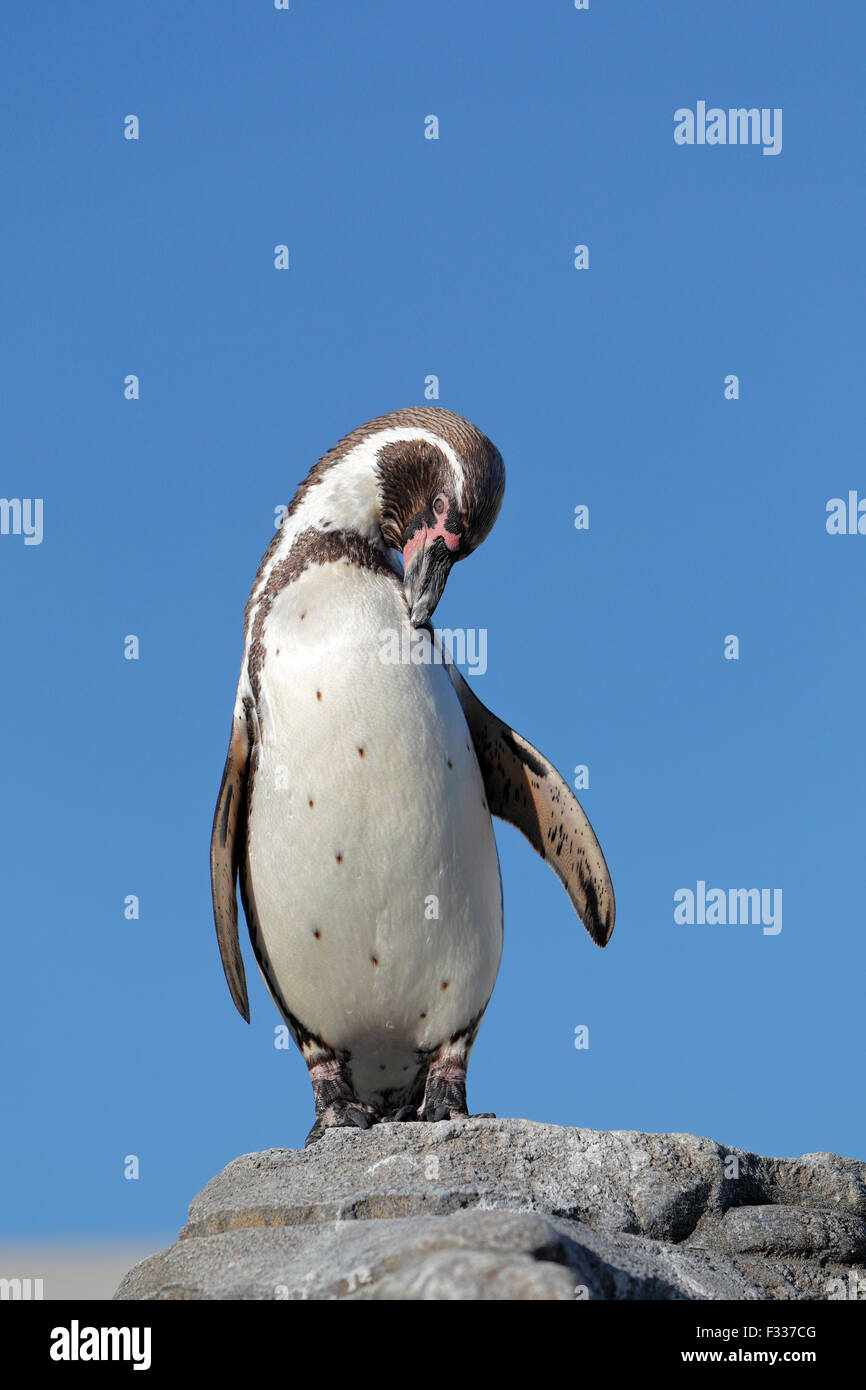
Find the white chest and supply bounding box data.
[244,559,503,1096]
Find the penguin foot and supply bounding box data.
[305,1054,380,1145]
[432,1104,462,1122]
[304,1100,378,1147]
[418,1103,471,1122]
[413,1011,499,1123]
[417,1054,470,1122]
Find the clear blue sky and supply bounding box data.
[2,1,864,1239]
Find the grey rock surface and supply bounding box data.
[114,1118,866,1301]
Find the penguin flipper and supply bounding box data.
[210,712,252,1020]
[447,664,615,947]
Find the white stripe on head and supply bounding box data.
[236,425,465,710]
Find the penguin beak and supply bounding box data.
[403,535,455,627]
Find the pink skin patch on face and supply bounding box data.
[402,496,462,571]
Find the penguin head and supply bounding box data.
[374,408,506,626]
[285,407,505,627]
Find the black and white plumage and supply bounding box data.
[211,406,615,1144]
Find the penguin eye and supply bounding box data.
[433,494,447,516]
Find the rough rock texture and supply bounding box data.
[114,1119,866,1300]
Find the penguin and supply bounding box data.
[211,406,615,1145]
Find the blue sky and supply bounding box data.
[2,1,864,1239]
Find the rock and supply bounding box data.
[113,1119,866,1300]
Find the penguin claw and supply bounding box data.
[415,1104,469,1123]
[379,1104,419,1124]
[304,1101,378,1146]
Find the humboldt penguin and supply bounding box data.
[211,406,615,1144]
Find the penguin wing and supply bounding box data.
[447,663,615,946]
[210,712,252,1020]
